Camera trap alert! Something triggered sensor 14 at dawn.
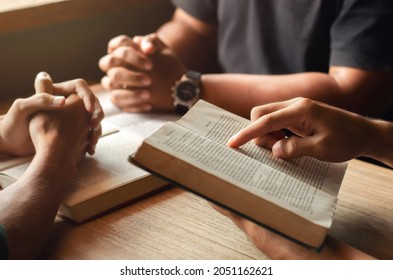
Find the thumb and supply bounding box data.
[272,136,314,159]
[140,33,166,54]
[35,71,54,94]
[12,93,66,117]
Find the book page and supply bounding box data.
[0,155,32,172]
[97,88,180,142]
[146,102,348,227]
[104,112,179,142]
[177,100,346,197]
[97,88,123,118]
[0,132,148,200]
[65,132,148,199]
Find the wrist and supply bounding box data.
[364,119,393,166]
[171,70,202,113]
[34,135,78,178]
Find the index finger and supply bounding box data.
[54,79,104,128]
[140,33,166,54]
[108,34,138,53]
[53,79,95,113]
[228,104,304,148]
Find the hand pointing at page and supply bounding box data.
[227,97,393,167]
[220,97,393,259]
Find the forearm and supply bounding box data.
[200,71,393,118]
[0,147,75,259]
[156,9,216,71]
[200,73,340,118]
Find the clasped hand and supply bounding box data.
[99,34,186,112]
[0,72,104,158]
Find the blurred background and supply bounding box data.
[0,0,174,99]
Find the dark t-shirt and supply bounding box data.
[0,224,8,259]
[171,0,393,74]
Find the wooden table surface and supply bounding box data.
[38,159,393,260]
[329,159,393,259]
[1,87,392,260]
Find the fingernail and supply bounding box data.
[227,132,239,147]
[142,77,151,86]
[143,104,152,111]
[144,61,153,70]
[272,142,283,157]
[36,71,51,80]
[88,146,95,156]
[140,90,150,100]
[52,96,65,105]
[141,41,153,52]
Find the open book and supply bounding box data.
[0,88,178,223]
[131,100,348,247]
[0,131,169,223]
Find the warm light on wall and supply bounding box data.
[0,0,65,13]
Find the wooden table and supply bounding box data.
[329,160,393,259]
[38,159,393,260]
[1,88,392,259]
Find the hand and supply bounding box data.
[42,74,104,155]
[36,72,103,155]
[212,204,374,259]
[227,98,373,162]
[0,77,67,156]
[29,94,91,176]
[0,73,103,156]
[99,33,186,112]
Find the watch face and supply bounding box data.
[177,81,197,101]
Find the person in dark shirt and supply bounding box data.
[0,73,103,259]
[99,0,393,118]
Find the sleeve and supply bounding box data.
[0,224,9,260]
[171,0,218,23]
[330,0,393,71]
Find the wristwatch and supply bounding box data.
[172,70,202,114]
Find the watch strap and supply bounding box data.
[173,70,202,114]
[175,104,189,114]
[186,70,202,82]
